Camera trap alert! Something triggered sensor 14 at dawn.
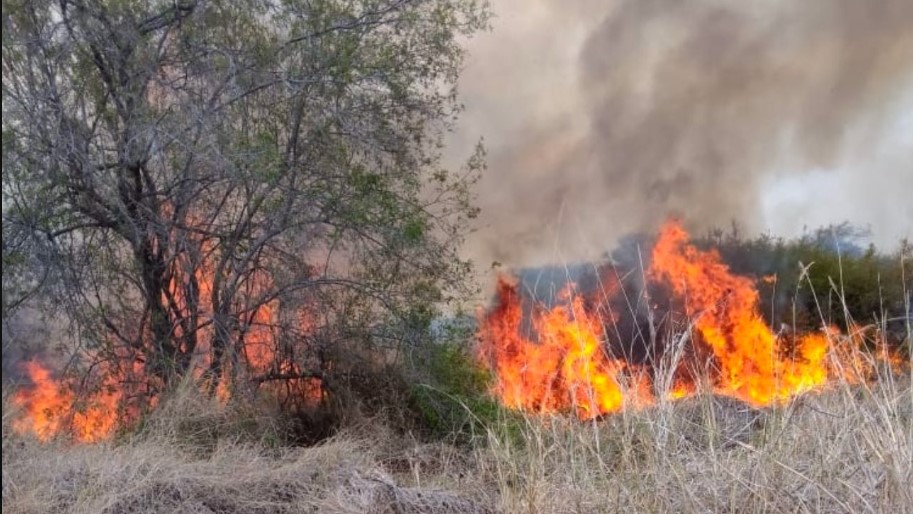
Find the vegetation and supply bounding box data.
[695,223,911,346]
[408,339,511,442]
[2,1,911,513]
[2,0,488,407]
[4,359,910,513]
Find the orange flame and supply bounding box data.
[479,278,627,419]
[13,237,322,442]
[165,223,323,407]
[12,361,120,442]
[650,220,829,405]
[479,219,905,418]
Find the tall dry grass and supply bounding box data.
[466,253,911,513]
[472,371,911,513]
[4,373,908,513]
[1,383,495,514]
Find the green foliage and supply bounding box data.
[408,337,520,444]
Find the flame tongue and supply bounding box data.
[12,361,120,443]
[480,278,625,419]
[11,219,904,436]
[11,242,319,442]
[650,220,828,406]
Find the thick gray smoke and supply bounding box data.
[451,0,913,268]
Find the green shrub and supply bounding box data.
[408,333,523,445]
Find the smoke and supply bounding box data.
[452,0,913,268]
[2,307,54,385]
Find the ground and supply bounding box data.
[3,373,910,513]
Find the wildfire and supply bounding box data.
[650,220,831,405]
[479,219,905,418]
[12,236,322,443]
[12,217,904,438]
[479,279,627,419]
[11,361,120,443]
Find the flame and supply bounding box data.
[479,219,906,418]
[13,232,322,442]
[12,361,120,442]
[13,217,902,437]
[479,278,627,419]
[166,223,323,407]
[667,383,693,400]
[650,220,829,405]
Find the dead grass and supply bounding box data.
[473,371,911,513]
[1,387,495,514]
[5,264,911,514]
[4,370,910,514]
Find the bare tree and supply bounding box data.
[2,0,487,405]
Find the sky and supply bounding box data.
[447,0,913,269]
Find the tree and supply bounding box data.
[2,0,488,407]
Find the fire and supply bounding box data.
[479,219,905,418]
[650,220,829,405]
[12,238,322,442]
[12,361,120,443]
[165,223,324,408]
[12,216,903,437]
[479,278,627,419]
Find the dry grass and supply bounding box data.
[474,372,911,513]
[1,387,495,514]
[4,370,910,514]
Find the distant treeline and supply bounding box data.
[693,222,912,339]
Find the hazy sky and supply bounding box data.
[448,0,913,269]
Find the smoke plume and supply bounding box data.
[451,0,913,268]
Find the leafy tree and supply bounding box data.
[2,0,488,406]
